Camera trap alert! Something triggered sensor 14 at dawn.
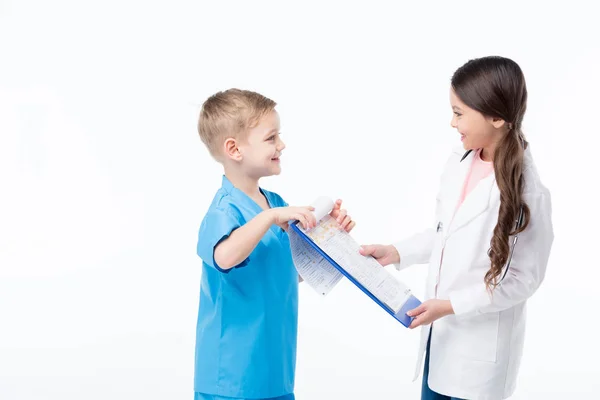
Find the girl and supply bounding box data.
[360,56,554,399]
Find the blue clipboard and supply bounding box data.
[290,222,421,328]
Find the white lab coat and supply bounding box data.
[393,146,554,400]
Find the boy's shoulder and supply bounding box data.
[200,176,288,222]
[203,186,242,220]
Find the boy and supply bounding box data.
[194,89,355,400]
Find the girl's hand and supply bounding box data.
[358,244,400,266]
[407,299,455,329]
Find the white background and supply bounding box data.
[1,1,599,399]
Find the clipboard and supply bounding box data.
[290,221,421,328]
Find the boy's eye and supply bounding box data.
[266,132,280,141]
[454,112,462,117]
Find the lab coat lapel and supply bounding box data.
[447,172,496,238]
[439,150,473,236]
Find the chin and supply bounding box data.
[261,167,281,177]
[461,140,473,151]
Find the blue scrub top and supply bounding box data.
[194,175,298,399]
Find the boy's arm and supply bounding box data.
[214,206,316,271]
[214,210,275,271]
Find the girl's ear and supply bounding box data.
[489,116,507,130]
[223,138,242,161]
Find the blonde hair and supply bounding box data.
[198,88,277,159]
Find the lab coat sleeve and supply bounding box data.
[196,207,249,273]
[391,228,436,271]
[449,191,554,317]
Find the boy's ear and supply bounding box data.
[223,138,242,161]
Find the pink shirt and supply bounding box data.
[454,149,494,217]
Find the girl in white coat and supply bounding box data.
[360,56,554,400]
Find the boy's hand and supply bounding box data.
[358,244,400,266]
[330,199,356,232]
[269,206,316,231]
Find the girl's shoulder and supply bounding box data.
[522,147,551,197]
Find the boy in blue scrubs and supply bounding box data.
[194,89,355,400]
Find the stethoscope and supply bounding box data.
[501,205,524,282]
[460,149,525,283]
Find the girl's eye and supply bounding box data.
[267,136,275,141]
[454,112,462,117]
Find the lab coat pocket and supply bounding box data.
[457,312,499,363]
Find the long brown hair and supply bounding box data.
[451,56,531,291]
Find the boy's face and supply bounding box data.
[237,110,286,179]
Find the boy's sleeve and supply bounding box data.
[197,207,249,273]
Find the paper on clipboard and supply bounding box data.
[288,197,414,315]
[288,197,344,296]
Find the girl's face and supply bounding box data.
[450,88,506,158]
